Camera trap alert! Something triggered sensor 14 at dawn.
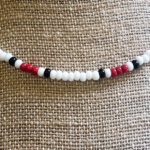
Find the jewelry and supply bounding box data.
[0,49,150,82]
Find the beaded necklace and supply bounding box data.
[0,49,150,82]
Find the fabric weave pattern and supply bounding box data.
[0,0,150,149]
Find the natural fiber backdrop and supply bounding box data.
[0,0,150,149]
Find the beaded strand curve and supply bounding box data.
[0,49,150,82]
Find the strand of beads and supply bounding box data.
[0,49,150,81]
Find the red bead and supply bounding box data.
[31,66,39,75]
[110,68,117,77]
[115,66,123,75]
[121,64,129,73]
[25,64,33,73]
[20,63,27,71]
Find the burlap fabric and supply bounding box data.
[0,0,150,149]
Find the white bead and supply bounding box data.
[37,67,45,77]
[145,50,150,59]
[0,52,6,61]
[4,53,13,62]
[80,72,86,82]
[56,70,62,80]
[86,71,93,80]
[74,71,80,81]
[68,72,74,81]
[50,70,57,79]
[62,71,69,81]
[126,62,134,71]
[15,59,23,68]
[92,71,100,80]
[141,54,149,63]
[136,56,143,65]
[0,49,3,54]
[104,69,111,78]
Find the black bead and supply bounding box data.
[98,68,105,78]
[9,57,17,66]
[132,60,139,69]
[44,68,51,78]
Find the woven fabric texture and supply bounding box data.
[0,0,150,149]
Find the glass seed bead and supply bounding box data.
[115,66,122,75]
[111,68,117,77]
[20,63,27,71]
[44,68,51,78]
[132,60,139,69]
[98,68,105,78]
[31,66,39,75]
[104,69,111,78]
[25,64,33,73]
[9,57,17,66]
[121,64,128,73]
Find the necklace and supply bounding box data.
[0,49,150,82]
